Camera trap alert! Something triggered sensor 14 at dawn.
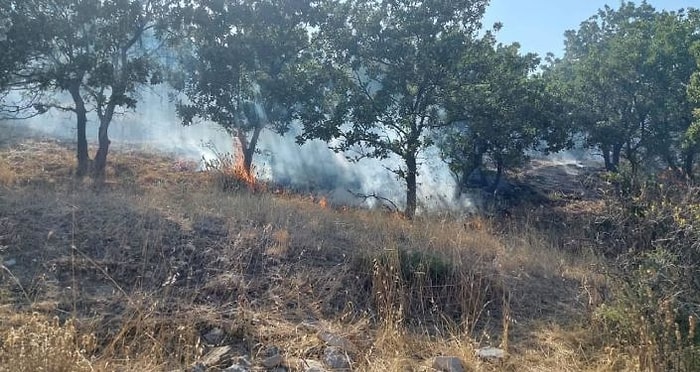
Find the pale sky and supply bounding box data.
[482,0,700,58]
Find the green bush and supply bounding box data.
[593,172,700,370]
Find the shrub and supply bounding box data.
[593,171,700,370]
[358,246,497,335]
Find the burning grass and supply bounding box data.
[0,136,623,370]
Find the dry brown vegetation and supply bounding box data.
[0,128,696,371]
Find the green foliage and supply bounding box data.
[438,32,571,192]
[173,0,319,174]
[397,249,454,285]
[298,0,489,217]
[594,248,700,371]
[4,0,170,175]
[9,0,164,100]
[551,2,699,174]
[686,36,700,176]
[593,173,700,370]
[358,246,492,330]
[0,3,47,115]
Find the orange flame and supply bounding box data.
[319,196,328,208]
[232,139,263,192]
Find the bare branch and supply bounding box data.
[347,189,399,212]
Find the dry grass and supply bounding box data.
[0,134,617,371]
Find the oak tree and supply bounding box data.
[173,0,319,177]
[299,0,489,218]
[439,31,570,192]
[554,2,698,174]
[4,0,170,176]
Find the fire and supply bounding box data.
[318,196,328,208]
[231,138,263,192]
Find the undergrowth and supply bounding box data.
[590,170,700,371]
[0,138,619,371]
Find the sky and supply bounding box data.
[482,0,700,58]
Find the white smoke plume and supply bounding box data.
[5,85,473,214]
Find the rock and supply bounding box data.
[298,359,327,372]
[262,354,284,368]
[317,332,358,354]
[203,327,225,345]
[222,364,250,372]
[298,321,320,332]
[194,345,234,368]
[2,258,16,267]
[233,355,252,367]
[323,346,351,370]
[432,356,465,372]
[475,347,505,360]
[263,346,282,357]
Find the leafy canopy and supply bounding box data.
[299,0,489,217]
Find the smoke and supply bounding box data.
[14,86,233,160]
[6,84,602,215]
[256,126,472,212]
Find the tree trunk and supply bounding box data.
[489,158,504,193]
[625,142,639,175]
[244,125,263,176]
[404,153,417,219]
[684,149,695,180]
[93,99,118,179]
[460,151,485,189]
[602,144,613,171]
[68,82,89,177]
[235,126,262,178]
[611,143,623,172]
[93,119,111,179]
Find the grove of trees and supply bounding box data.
[2,0,173,176]
[550,3,700,175]
[1,0,700,217]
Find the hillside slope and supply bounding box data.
[0,134,621,371]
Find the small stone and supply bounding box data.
[323,346,351,369]
[299,359,327,372]
[432,356,465,372]
[317,332,358,354]
[264,346,282,357]
[194,345,233,368]
[298,321,320,332]
[262,354,284,368]
[222,365,250,372]
[234,355,252,367]
[3,258,16,267]
[475,347,505,360]
[203,327,225,345]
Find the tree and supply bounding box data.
[554,2,698,174]
[681,9,700,179]
[172,0,319,177]
[5,0,169,177]
[438,31,570,192]
[298,0,488,218]
[0,3,45,118]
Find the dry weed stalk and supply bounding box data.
[0,135,614,371]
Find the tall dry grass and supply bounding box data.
[0,137,610,371]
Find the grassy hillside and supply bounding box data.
[0,130,696,371]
